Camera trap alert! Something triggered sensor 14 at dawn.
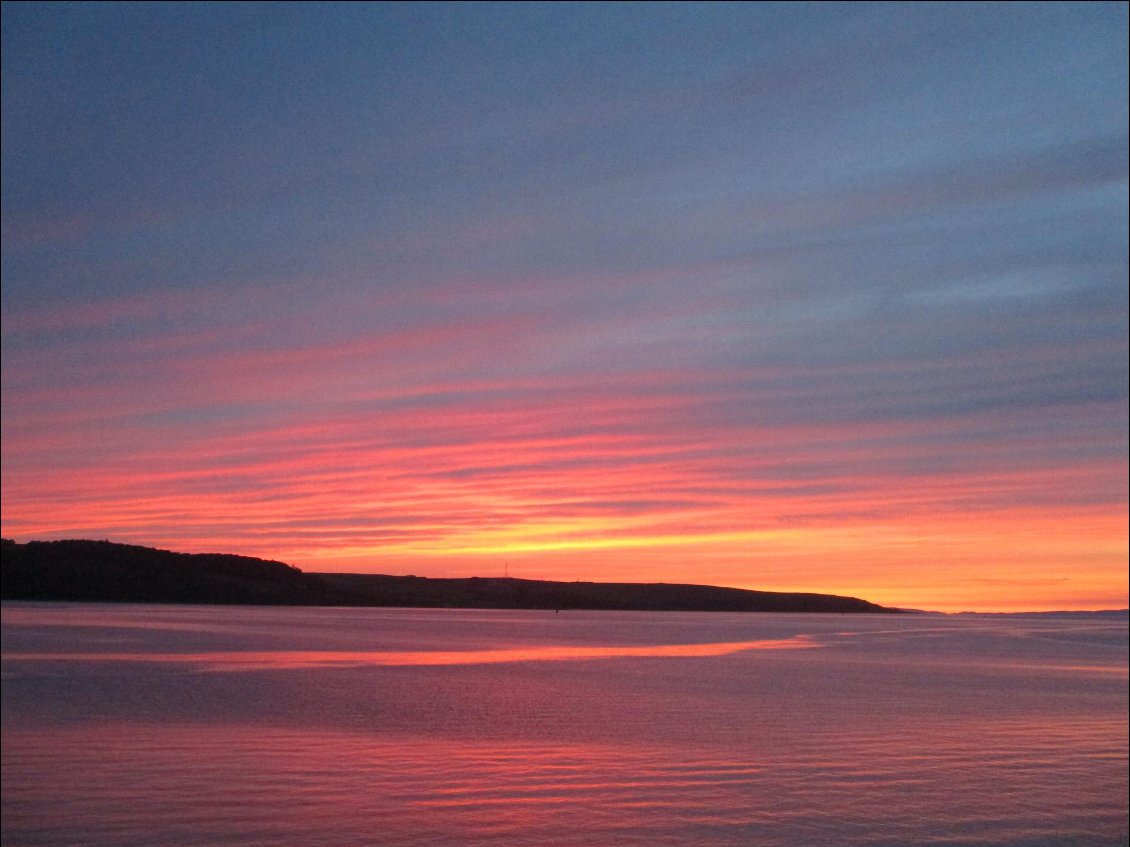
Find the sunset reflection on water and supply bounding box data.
[3,715,1124,847]
[0,635,816,671]
[3,605,1126,846]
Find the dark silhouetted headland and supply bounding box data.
[319,573,894,613]
[0,539,347,606]
[1,539,895,613]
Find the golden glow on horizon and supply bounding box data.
[3,377,1126,614]
[308,527,835,558]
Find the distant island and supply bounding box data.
[0,539,896,613]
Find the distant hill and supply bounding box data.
[0,539,349,606]
[320,573,893,613]
[1,539,895,613]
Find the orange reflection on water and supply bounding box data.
[4,711,1126,847]
[1,636,816,671]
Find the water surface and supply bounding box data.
[3,604,1126,846]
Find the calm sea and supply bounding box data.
[2,604,1126,847]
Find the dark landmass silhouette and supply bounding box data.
[320,573,893,613]
[0,538,345,606]
[1,538,895,613]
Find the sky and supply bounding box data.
[2,2,1127,612]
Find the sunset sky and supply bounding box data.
[2,2,1127,612]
